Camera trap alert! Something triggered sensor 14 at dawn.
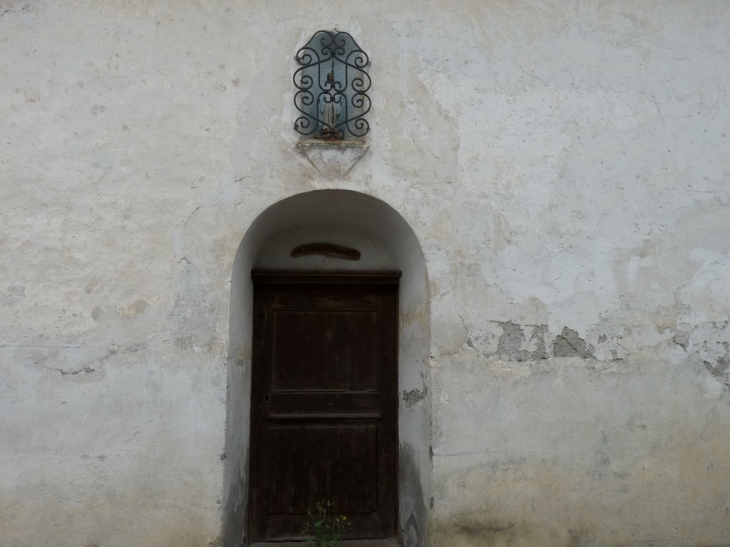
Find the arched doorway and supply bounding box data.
[223,190,431,547]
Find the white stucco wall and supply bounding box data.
[1,1,729,546]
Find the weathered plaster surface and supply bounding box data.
[296,140,369,180]
[2,1,730,546]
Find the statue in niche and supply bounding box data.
[294,30,371,139]
[318,72,343,140]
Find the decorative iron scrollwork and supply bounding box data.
[293,30,371,139]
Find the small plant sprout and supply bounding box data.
[301,500,350,547]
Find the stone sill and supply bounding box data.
[296,139,369,180]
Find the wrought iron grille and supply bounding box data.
[293,30,371,139]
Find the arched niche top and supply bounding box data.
[223,190,432,547]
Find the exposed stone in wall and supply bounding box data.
[450,320,595,362]
[553,327,594,359]
[455,317,730,396]
[496,321,545,361]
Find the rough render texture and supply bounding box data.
[1,1,730,546]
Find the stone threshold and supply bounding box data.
[252,540,400,547]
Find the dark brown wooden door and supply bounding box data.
[249,271,399,543]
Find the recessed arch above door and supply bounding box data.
[223,190,431,547]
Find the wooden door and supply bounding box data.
[249,271,399,544]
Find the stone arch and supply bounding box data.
[222,190,431,547]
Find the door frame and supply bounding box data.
[248,270,402,545]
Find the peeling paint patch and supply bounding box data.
[553,327,594,358]
[686,317,730,387]
[673,329,690,350]
[403,385,428,408]
[497,321,525,355]
[496,321,549,361]
[703,343,730,387]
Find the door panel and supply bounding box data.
[271,310,378,391]
[266,426,308,515]
[304,423,378,513]
[250,272,399,543]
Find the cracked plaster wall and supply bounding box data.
[1,1,730,546]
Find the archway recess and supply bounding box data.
[222,190,431,547]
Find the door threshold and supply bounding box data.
[252,540,401,547]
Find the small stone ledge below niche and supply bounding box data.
[296,140,368,180]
